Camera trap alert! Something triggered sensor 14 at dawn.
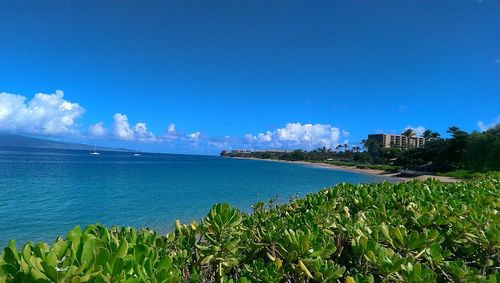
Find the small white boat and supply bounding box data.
[133,149,141,156]
[90,144,100,155]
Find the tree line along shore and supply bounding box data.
[222,125,500,180]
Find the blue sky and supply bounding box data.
[0,0,499,154]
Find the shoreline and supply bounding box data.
[229,157,459,183]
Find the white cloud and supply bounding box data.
[89,122,107,137]
[244,134,255,142]
[112,113,155,141]
[208,140,228,149]
[134,122,156,141]
[257,131,273,142]
[189,131,201,141]
[0,90,84,135]
[277,123,341,148]
[160,123,178,141]
[113,113,135,140]
[478,121,488,131]
[167,123,176,134]
[247,122,347,149]
[478,115,500,132]
[403,125,426,136]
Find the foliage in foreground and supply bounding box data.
[1,174,499,282]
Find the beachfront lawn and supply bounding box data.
[322,160,401,172]
[436,169,484,180]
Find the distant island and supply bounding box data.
[0,133,129,152]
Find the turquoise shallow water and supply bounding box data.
[0,147,393,247]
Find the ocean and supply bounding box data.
[0,147,393,247]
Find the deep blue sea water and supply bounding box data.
[0,147,393,247]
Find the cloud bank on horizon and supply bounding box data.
[244,123,346,150]
[0,90,498,153]
[0,90,350,152]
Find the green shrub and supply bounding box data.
[1,173,499,282]
[436,169,484,179]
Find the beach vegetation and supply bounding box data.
[1,174,499,282]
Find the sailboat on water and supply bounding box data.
[90,144,100,155]
[133,148,141,156]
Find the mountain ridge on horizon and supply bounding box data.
[0,133,130,152]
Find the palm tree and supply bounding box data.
[423,129,441,141]
[422,129,433,139]
[402,129,416,137]
[430,132,440,139]
[447,126,460,135]
[401,129,416,149]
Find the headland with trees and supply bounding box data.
[221,125,500,179]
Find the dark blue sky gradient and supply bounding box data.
[0,0,499,152]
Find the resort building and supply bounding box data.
[230,149,251,154]
[368,133,426,149]
[253,149,290,153]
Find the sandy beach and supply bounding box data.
[230,157,459,183]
